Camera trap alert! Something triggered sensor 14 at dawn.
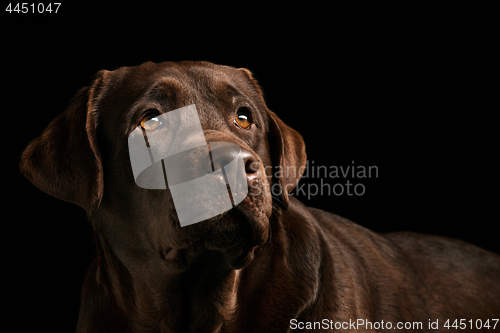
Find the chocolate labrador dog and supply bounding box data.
[20,61,500,332]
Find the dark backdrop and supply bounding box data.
[4,3,498,332]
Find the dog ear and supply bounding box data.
[19,70,110,215]
[266,110,307,209]
[238,68,307,210]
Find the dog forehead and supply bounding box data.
[106,61,251,105]
[120,61,243,85]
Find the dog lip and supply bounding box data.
[161,246,190,272]
[204,238,245,252]
[164,236,206,255]
[163,247,180,260]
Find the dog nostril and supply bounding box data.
[245,156,259,174]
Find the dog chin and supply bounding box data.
[208,206,270,267]
[164,206,269,272]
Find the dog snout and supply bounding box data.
[210,144,261,181]
[161,143,262,189]
[162,146,213,186]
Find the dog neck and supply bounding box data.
[77,229,245,333]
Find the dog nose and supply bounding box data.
[210,144,260,177]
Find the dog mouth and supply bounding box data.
[163,208,264,271]
[204,210,259,268]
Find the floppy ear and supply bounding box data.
[266,110,307,209]
[19,70,110,215]
[238,68,307,210]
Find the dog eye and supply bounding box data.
[140,113,162,131]
[235,109,252,129]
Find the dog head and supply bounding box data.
[20,61,306,272]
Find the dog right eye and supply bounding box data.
[140,112,162,131]
[235,108,252,129]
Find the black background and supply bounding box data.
[4,3,498,332]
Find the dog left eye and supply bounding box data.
[140,113,162,131]
[235,109,252,129]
